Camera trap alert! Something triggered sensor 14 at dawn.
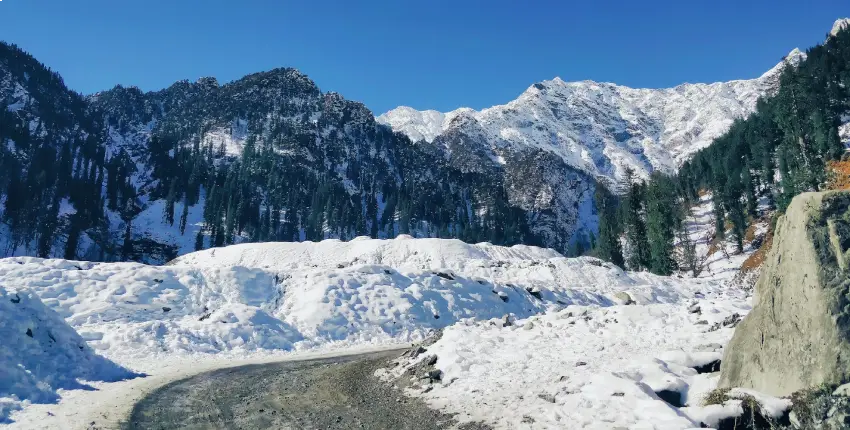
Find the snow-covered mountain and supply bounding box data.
[831,18,850,37]
[0,44,597,262]
[378,49,807,183]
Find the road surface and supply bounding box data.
[124,349,488,430]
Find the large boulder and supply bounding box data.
[719,191,850,397]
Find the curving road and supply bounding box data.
[124,349,487,430]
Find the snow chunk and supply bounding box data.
[727,388,792,419]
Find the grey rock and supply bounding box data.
[784,384,850,430]
[719,192,850,397]
[525,286,542,300]
[410,346,427,359]
[614,292,634,305]
[537,393,556,403]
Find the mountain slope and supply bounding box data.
[378,50,806,184]
[0,47,598,262]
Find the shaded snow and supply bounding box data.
[0,288,136,423]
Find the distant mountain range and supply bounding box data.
[378,49,807,185]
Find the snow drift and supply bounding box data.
[0,287,136,423]
[0,238,720,363]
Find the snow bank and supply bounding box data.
[170,237,562,271]
[0,238,717,363]
[380,287,750,429]
[0,287,136,423]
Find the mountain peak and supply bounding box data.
[376,106,449,143]
[759,48,806,79]
[784,48,806,66]
[831,18,850,37]
[196,76,219,87]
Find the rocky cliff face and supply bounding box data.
[719,191,850,396]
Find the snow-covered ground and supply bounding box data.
[376,197,774,429]
[2,232,763,428]
[381,293,749,428]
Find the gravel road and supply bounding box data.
[124,349,488,430]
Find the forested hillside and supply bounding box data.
[0,43,109,260]
[595,23,850,274]
[0,44,596,262]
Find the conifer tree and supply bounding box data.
[592,186,624,268]
[623,180,650,271]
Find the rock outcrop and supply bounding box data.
[719,191,850,396]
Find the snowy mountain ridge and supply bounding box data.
[378,49,807,182]
[831,18,850,37]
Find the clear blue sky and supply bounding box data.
[1,1,846,114]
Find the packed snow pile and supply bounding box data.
[380,289,752,429]
[1,238,719,363]
[0,287,136,423]
[170,236,562,271]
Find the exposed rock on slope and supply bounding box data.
[719,191,850,396]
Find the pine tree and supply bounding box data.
[194,230,205,251]
[623,181,650,271]
[163,178,178,226]
[645,173,677,275]
[592,186,624,268]
[712,191,726,242]
[179,197,190,235]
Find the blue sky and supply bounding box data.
[1,1,846,114]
